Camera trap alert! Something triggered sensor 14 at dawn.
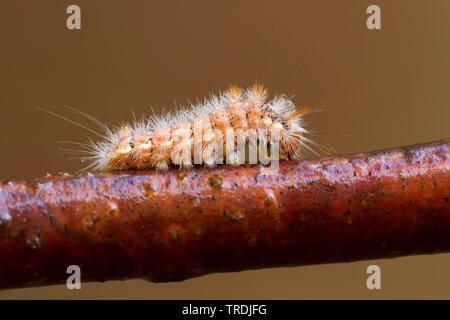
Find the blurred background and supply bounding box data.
[0,0,449,299]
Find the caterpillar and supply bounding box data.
[45,84,320,171]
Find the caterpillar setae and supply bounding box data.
[43,84,322,171]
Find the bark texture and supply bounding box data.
[0,139,448,289]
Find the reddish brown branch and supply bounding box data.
[0,139,448,289]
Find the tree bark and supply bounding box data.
[0,139,448,289]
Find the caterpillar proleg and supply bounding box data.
[47,84,320,171]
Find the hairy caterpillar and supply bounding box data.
[43,84,321,171]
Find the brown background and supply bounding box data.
[0,0,449,299]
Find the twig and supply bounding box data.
[0,139,448,289]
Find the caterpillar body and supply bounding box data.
[57,84,318,171]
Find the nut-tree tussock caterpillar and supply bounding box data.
[41,84,324,171]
